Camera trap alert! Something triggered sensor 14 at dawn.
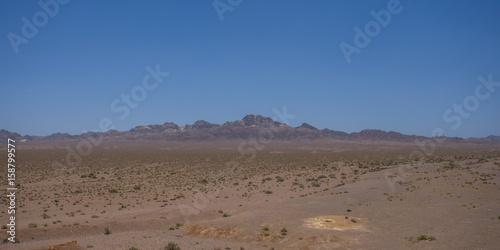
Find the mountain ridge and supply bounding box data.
[1,115,499,144]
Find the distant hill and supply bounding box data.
[486,135,500,142]
[0,129,22,141]
[1,115,499,145]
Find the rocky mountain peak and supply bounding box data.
[241,114,281,127]
[298,123,318,130]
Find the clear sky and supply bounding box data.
[1,0,499,138]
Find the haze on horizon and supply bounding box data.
[1,0,499,138]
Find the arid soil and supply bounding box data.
[1,141,499,249]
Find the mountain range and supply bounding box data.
[1,115,499,144]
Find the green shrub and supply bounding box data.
[417,235,436,241]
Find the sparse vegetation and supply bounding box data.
[3,145,498,249]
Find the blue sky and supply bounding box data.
[1,0,499,138]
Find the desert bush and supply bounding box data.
[417,235,435,241]
[165,242,181,250]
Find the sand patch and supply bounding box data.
[304,215,363,231]
[184,224,243,239]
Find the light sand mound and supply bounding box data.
[184,223,288,243]
[32,240,85,250]
[305,215,364,231]
[184,224,243,239]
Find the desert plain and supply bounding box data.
[1,140,499,250]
